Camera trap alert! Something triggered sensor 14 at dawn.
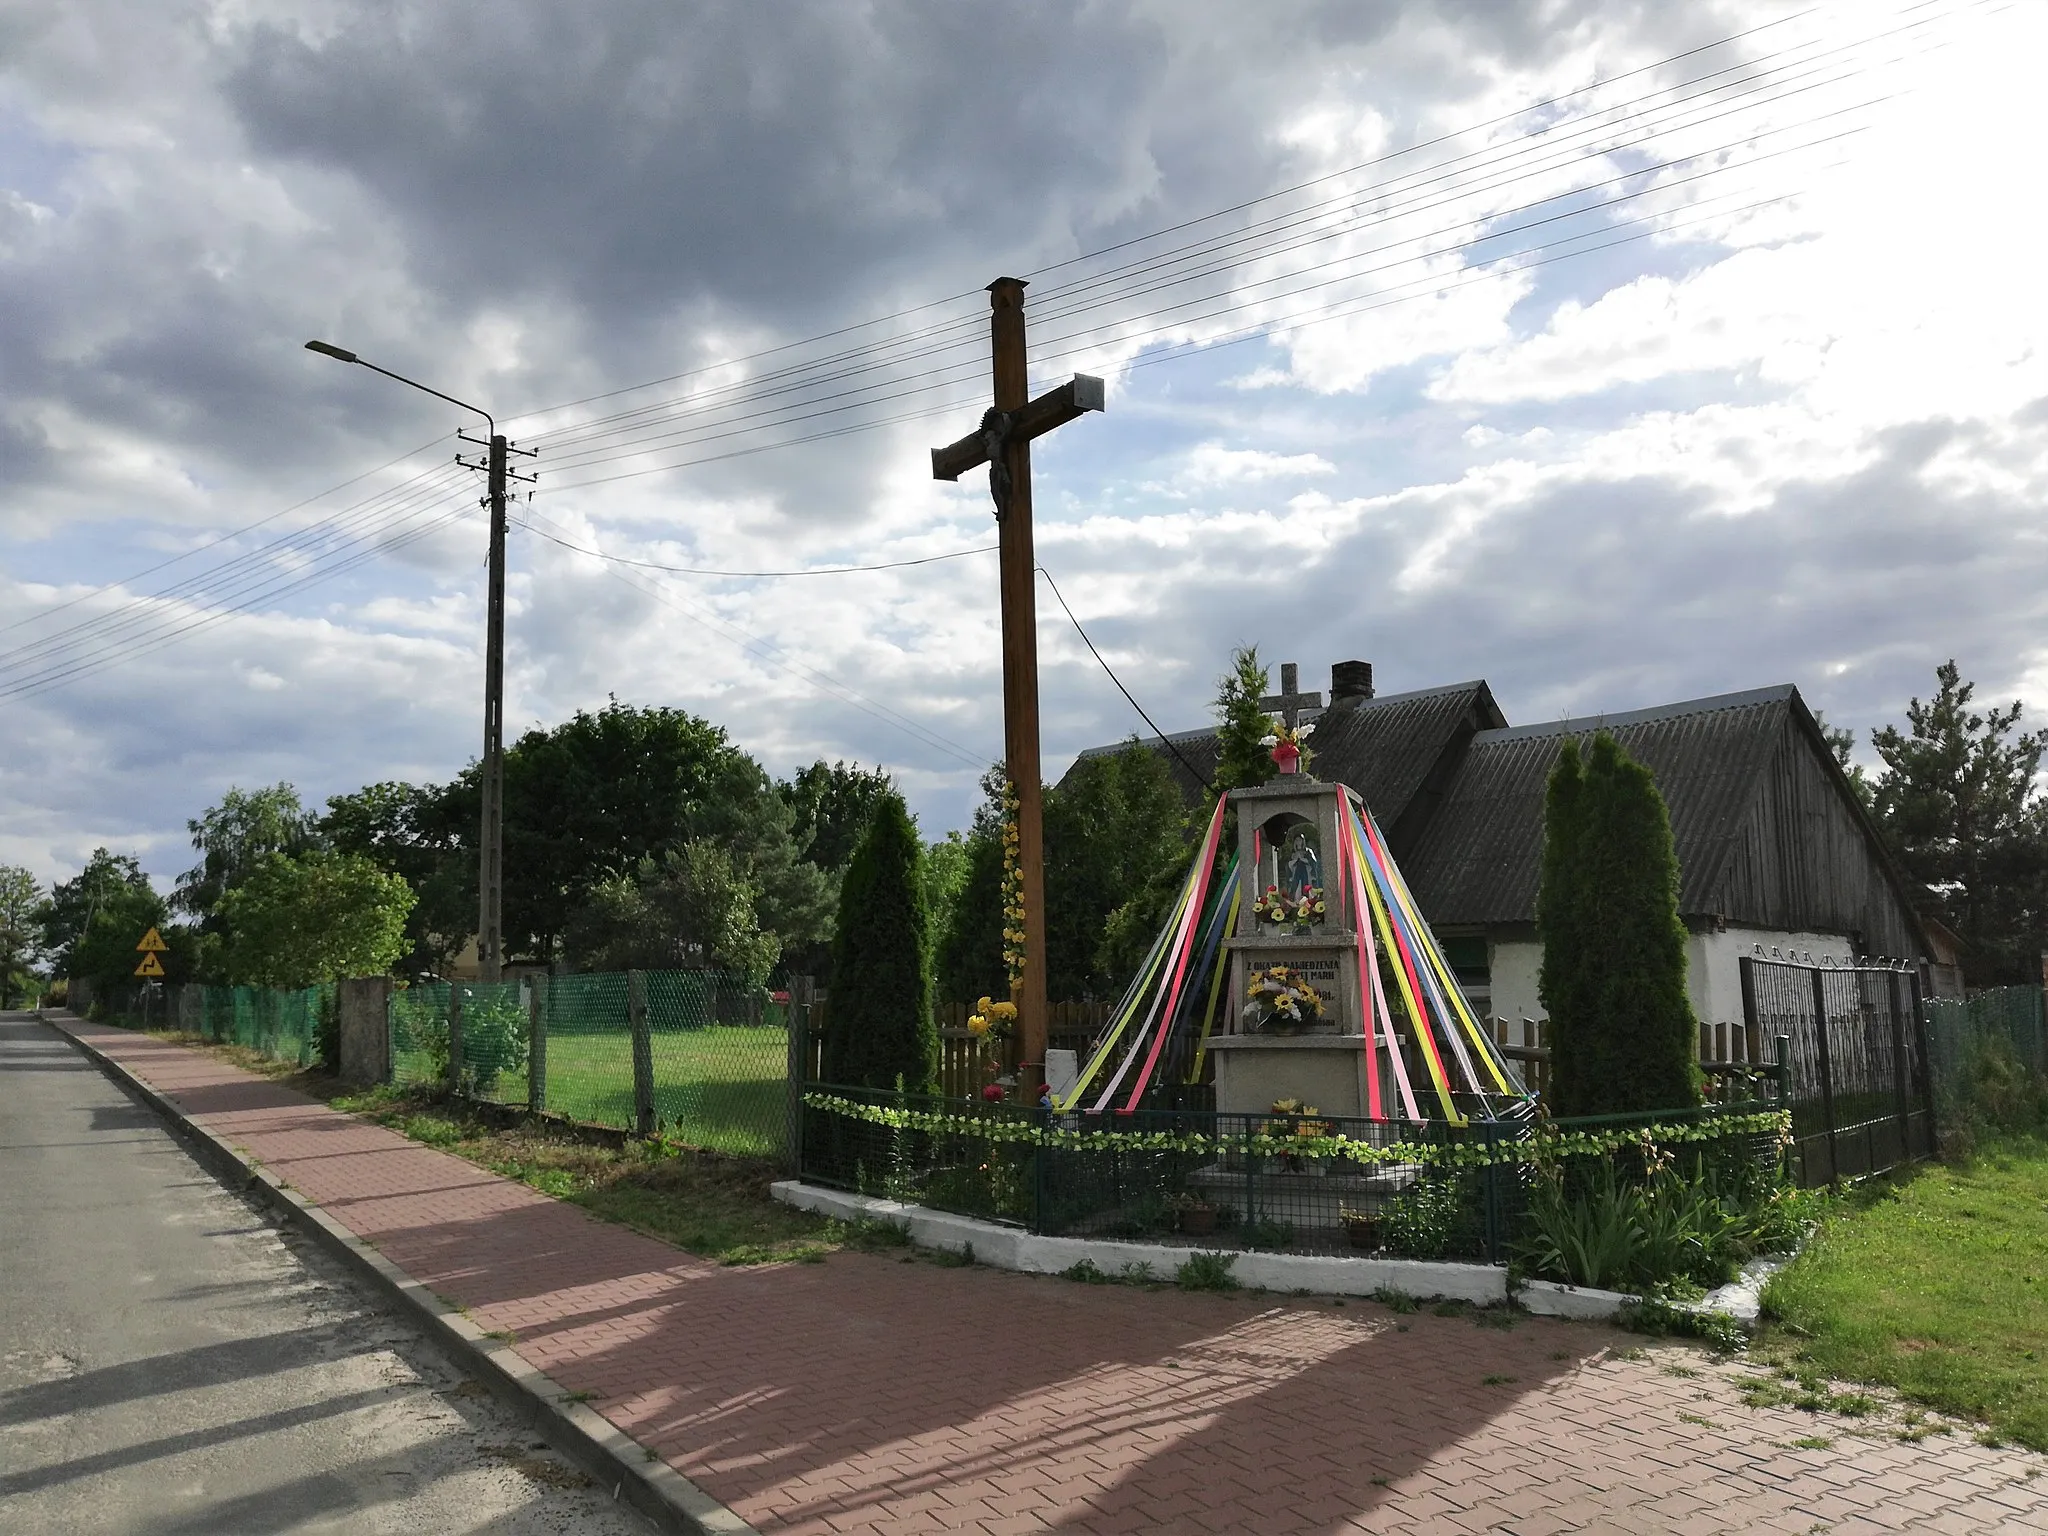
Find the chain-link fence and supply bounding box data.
[188,982,336,1069]
[1926,985,2048,1140]
[385,969,789,1157]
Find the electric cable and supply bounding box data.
[1037,565,1214,794]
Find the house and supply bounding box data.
[1065,662,1943,1027]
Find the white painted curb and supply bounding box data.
[771,1180,1508,1304]
[1515,1277,1641,1320]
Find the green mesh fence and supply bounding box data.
[1927,986,2048,1130]
[192,983,333,1068]
[538,971,634,1126]
[380,968,789,1155]
[390,981,452,1089]
[644,972,788,1157]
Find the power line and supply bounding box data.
[514,521,998,577]
[1038,565,1214,793]
[514,506,993,771]
[515,2,1965,467]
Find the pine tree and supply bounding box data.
[1870,661,2048,985]
[1538,733,1702,1117]
[823,793,936,1093]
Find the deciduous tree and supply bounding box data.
[217,851,415,988]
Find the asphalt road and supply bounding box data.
[0,1013,655,1535]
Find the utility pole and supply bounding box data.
[480,431,508,984]
[304,340,534,984]
[930,280,1105,1102]
[454,427,534,984]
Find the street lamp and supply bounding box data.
[305,339,513,985]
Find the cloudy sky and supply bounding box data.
[4,0,2045,891]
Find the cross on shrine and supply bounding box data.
[931,276,1105,1100]
[1261,661,1324,731]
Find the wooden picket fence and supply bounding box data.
[1486,1016,1784,1103]
[794,996,1111,1098]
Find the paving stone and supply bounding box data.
[70,1021,2048,1536]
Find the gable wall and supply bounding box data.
[1704,714,1925,959]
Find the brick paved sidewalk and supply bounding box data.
[49,1019,2048,1535]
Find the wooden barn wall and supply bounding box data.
[1706,717,1923,958]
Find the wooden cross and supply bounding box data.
[931,276,1105,1100]
[1261,661,1323,731]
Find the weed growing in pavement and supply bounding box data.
[1371,1287,1418,1313]
[1175,1251,1240,1292]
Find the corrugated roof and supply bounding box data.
[1065,679,1504,828]
[1403,686,1796,925]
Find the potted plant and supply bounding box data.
[1340,1205,1381,1251]
[1166,1191,1220,1235]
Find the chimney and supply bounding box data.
[1328,660,1374,711]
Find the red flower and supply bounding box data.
[981,1083,1006,1103]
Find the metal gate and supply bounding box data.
[1739,956,1936,1183]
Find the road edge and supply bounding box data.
[38,1011,757,1536]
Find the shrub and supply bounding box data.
[1539,734,1703,1116]
[1382,1174,1464,1260]
[824,795,935,1094]
[459,991,529,1093]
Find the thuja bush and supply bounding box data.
[824,793,936,1095]
[1538,733,1703,1117]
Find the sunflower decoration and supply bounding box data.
[1242,965,1326,1033]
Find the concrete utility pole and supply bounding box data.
[930,280,1105,1102]
[304,341,534,983]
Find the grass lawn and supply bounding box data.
[397,1024,789,1158]
[1758,1135,2048,1451]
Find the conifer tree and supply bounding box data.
[823,793,936,1093]
[1538,733,1702,1116]
[1212,646,1275,796]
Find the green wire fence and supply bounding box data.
[388,969,790,1157]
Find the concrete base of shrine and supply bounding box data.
[1208,1033,1382,1119]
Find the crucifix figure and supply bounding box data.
[1261,662,1324,731]
[932,276,1105,1101]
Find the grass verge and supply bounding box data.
[1757,1134,2048,1452]
[136,1030,912,1269]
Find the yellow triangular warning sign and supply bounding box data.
[133,951,166,978]
[136,926,169,952]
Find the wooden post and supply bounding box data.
[786,974,815,1176]
[629,969,655,1136]
[987,278,1049,1103]
[929,286,1104,1108]
[527,974,548,1116]
[447,985,465,1094]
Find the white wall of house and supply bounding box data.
[1482,925,1857,1031]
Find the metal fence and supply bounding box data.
[1926,985,2048,1129]
[1739,956,1933,1184]
[1484,1015,1785,1106]
[185,982,336,1068]
[388,969,791,1157]
[796,1085,1781,1266]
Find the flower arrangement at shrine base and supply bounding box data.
[1242,965,1326,1034]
